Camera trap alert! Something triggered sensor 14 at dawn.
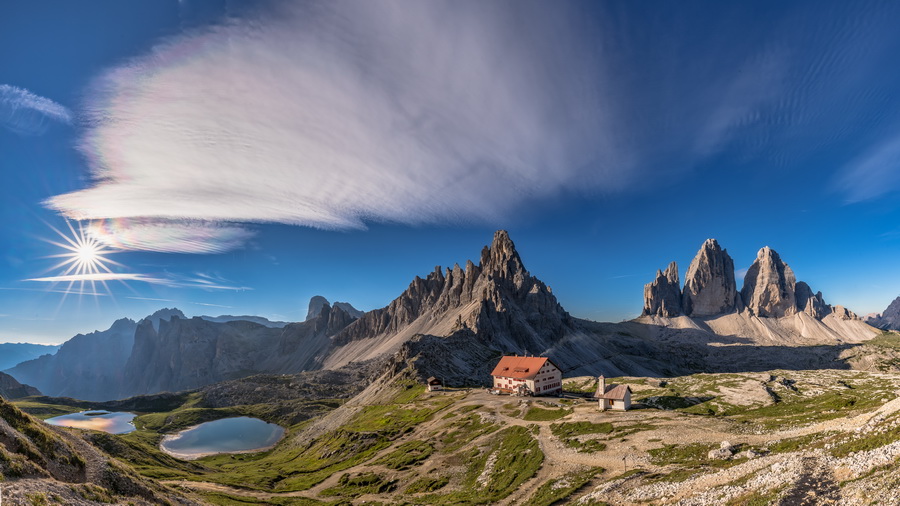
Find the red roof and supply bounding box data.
[490,356,556,380]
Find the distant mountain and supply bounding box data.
[3,308,184,401]
[306,295,363,320]
[4,317,138,401]
[200,314,289,327]
[0,371,40,399]
[0,342,59,370]
[121,303,356,398]
[865,297,900,330]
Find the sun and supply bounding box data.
[42,220,124,296]
[75,240,101,267]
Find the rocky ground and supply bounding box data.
[117,367,900,505]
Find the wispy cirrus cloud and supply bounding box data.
[125,296,234,309]
[25,272,250,291]
[44,1,900,252]
[836,133,900,203]
[0,84,71,135]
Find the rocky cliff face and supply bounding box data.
[866,297,900,330]
[3,308,187,401]
[306,295,330,321]
[331,230,575,357]
[682,239,738,316]
[306,296,363,321]
[643,262,683,317]
[4,317,139,401]
[831,305,860,321]
[795,281,830,319]
[121,303,358,399]
[644,240,858,324]
[122,317,281,398]
[0,371,40,399]
[741,247,798,317]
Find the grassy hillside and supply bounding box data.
[13,367,900,504]
[0,397,193,505]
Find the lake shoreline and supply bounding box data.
[158,416,285,460]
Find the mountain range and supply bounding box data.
[3,231,883,402]
[0,342,59,370]
[865,296,900,330]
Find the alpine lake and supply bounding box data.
[159,416,286,460]
[44,410,137,434]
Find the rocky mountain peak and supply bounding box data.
[306,296,330,321]
[306,296,362,321]
[864,296,900,329]
[480,230,527,281]
[795,281,829,319]
[333,230,573,356]
[741,246,798,317]
[643,261,683,317]
[832,305,859,321]
[142,307,186,331]
[682,238,737,316]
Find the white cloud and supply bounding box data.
[26,272,250,291]
[87,219,254,254]
[44,1,812,252]
[836,133,900,204]
[0,84,71,134]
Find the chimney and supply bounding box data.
[598,375,606,394]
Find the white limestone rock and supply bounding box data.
[740,247,797,318]
[795,281,830,319]
[643,261,683,317]
[682,239,737,316]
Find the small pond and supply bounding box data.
[44,410,136,434]
[159,416,285,460]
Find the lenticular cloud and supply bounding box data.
[45,1,621,251]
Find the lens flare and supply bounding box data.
[41,220,125,298]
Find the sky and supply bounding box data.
[3,0,900,344]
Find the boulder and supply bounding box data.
[735,449,761,460]
[708,448,733,460]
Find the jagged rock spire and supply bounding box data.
[306,296,330,321]
[333,230,573,355]
[795,281,829,319]
[480,230,527,281]
[643,261,683,317]
[741,247,797,317]
[682,239,737,316]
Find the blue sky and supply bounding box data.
[3,0,900,344]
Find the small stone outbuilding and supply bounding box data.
[426,377,443,392]
[593,375,632,411]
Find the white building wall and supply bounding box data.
[492,361,563,396]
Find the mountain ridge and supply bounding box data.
[3,231,883,402]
